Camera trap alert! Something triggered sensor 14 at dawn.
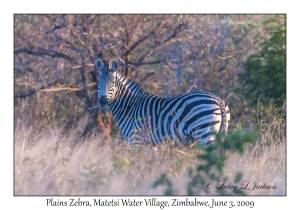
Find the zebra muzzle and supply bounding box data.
[98,95,108,109]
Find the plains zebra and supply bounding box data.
[96,58,230,148]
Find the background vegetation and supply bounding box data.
[14,14,286,195]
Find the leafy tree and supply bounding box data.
[238,15,286,111]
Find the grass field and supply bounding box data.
[14,114,286,196]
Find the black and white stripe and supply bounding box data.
[96,58,230,148]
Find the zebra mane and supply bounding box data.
[117,72,144,95]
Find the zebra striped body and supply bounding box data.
[96,59,230,148]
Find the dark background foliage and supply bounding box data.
[238,15,286,110]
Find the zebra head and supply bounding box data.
[96,58,119,109]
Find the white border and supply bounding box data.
[2,0,296,209]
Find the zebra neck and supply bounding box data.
[109,93,149,139]
[117,73,144,95]
[108,74,146,125]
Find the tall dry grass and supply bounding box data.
[14,111,286,195]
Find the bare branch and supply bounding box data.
[14,83,97,99]
[124,31,154,56]
[135,22,186,64]
[123,20,171,57]
[120,15,130,47]
[67,17,94,54]
[14,90,36,98]
[185,78,198,94]
[39,85,90,92]
[216,55,234,60]
[45,23,67,34]
[71,63,94,69]
[150,22,186,49]
[137,50,154,63]
[126,59,165,67]
[140,72,156,83]
[53,33,82,53]
[14,48,71,60]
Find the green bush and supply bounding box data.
[238,15,286,111]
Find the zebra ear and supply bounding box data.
[109,60,119,73]
[95,58,106,72]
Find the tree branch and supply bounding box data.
[125,59,165,67]
[45,23,67,34]
[54,33,82,53]
[124,31,154,56]
[14,83,97,99]
[134,22,186,64]
[14,89,36,98]
[140,72,156,83]
[68,23,94,54]
[120,15,130,47]
[14,48,71,60]
[123,20,169,57]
